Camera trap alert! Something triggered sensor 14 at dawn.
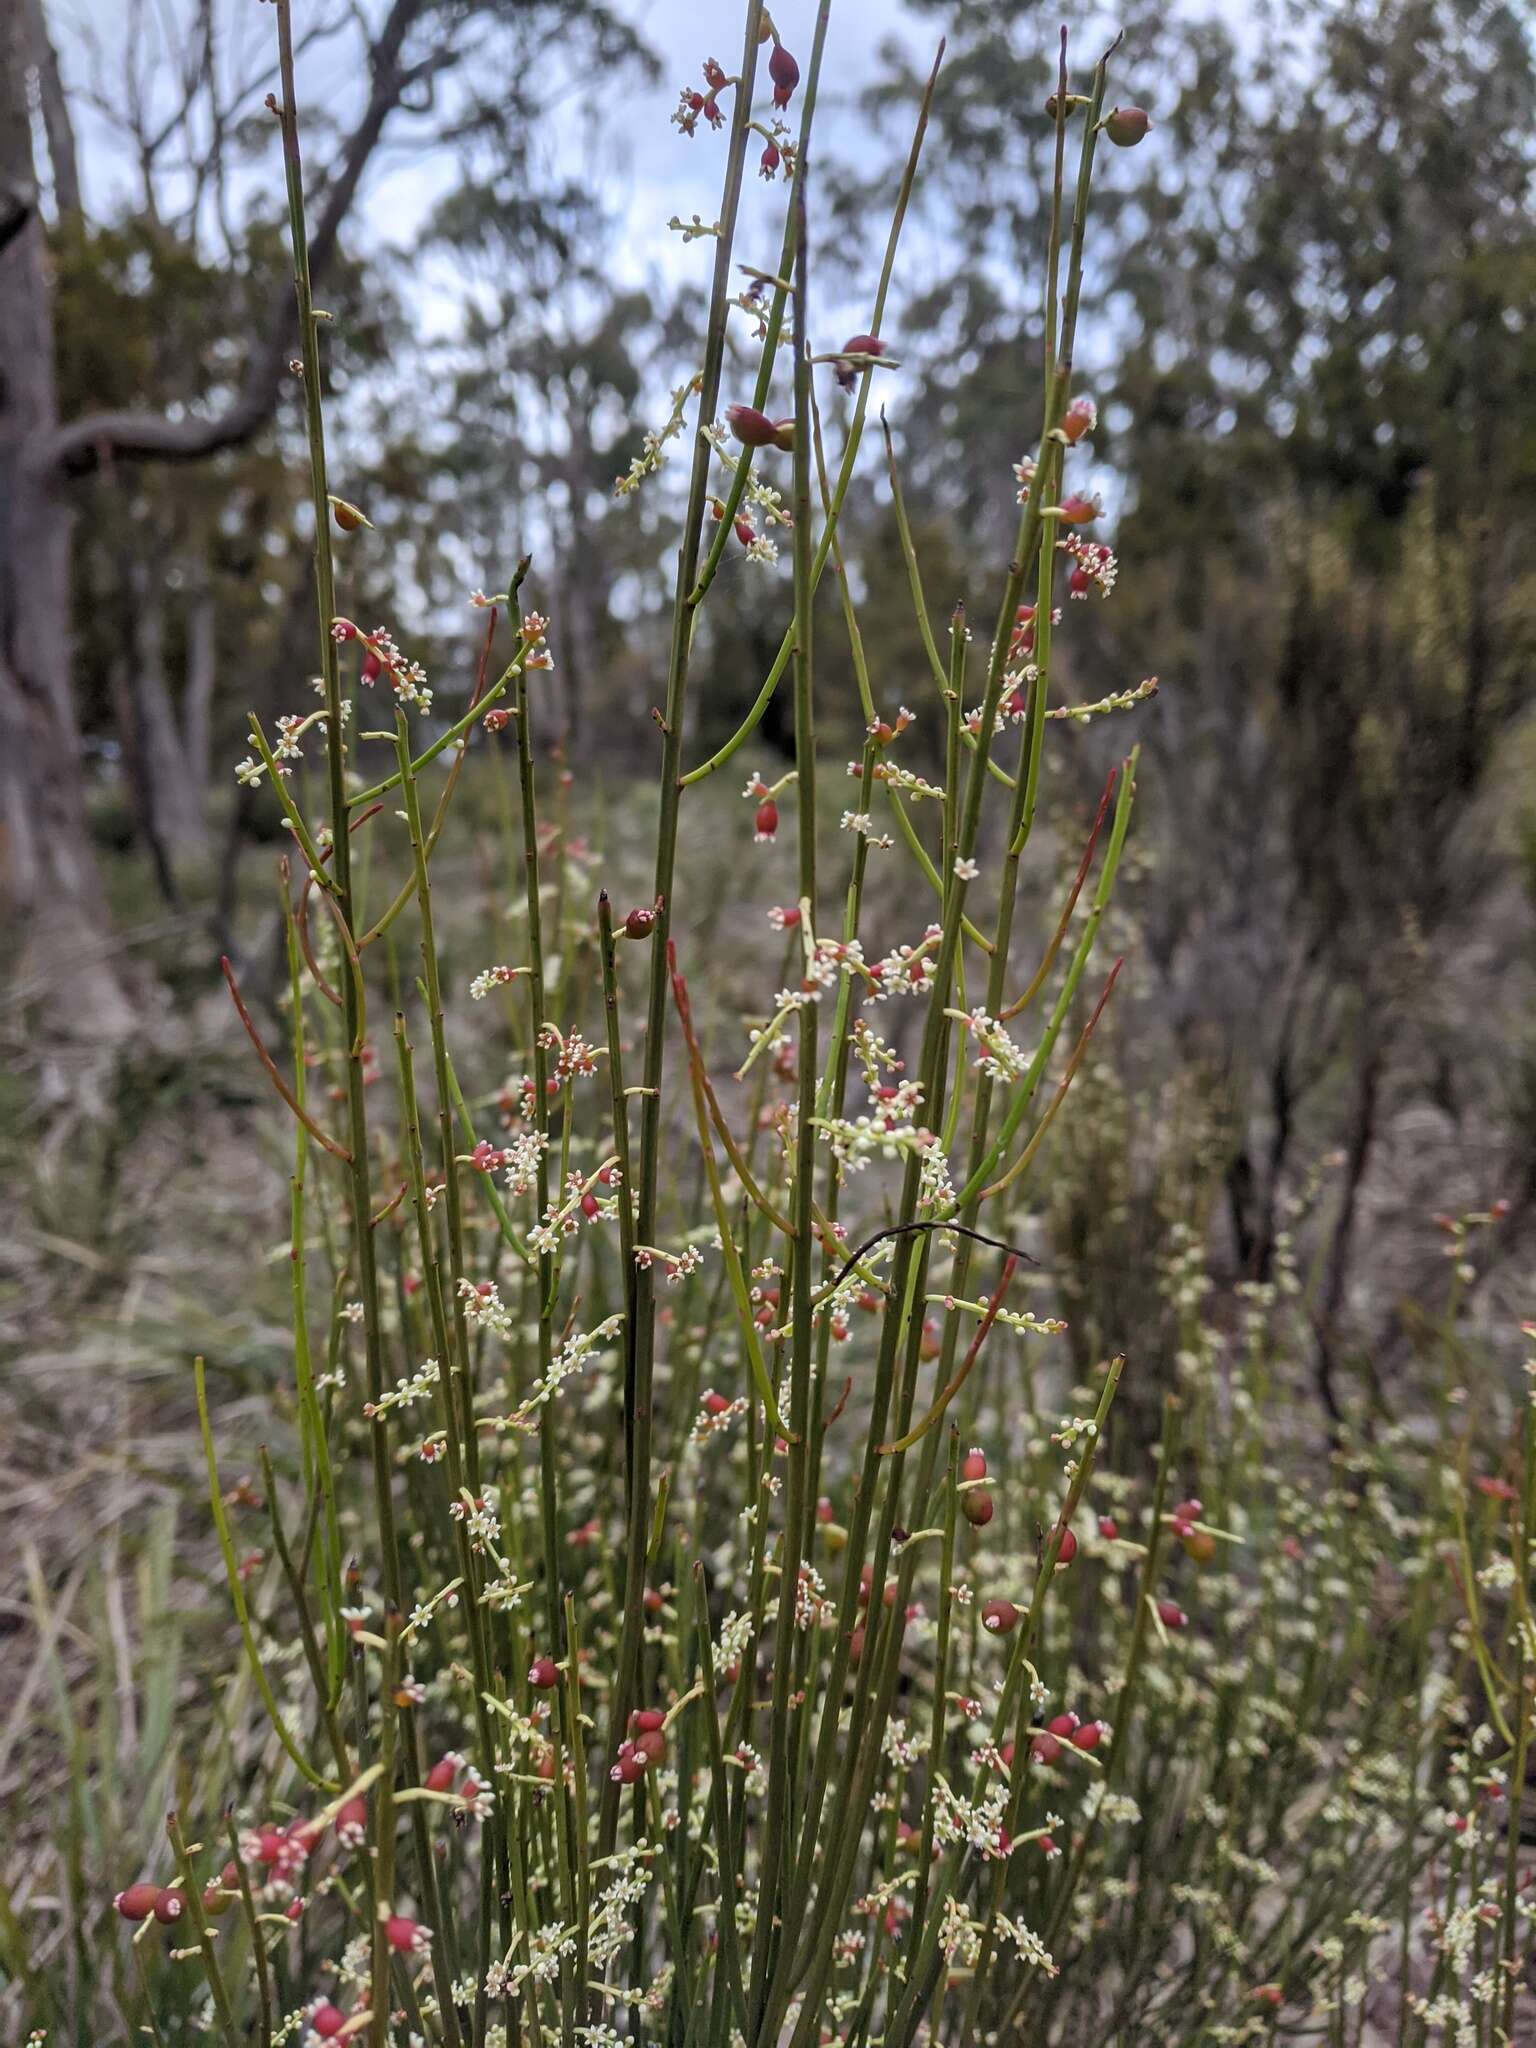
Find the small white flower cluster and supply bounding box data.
[614,376,701,496]
[1046,675,1159,725]
[932,1773,1010,1859]
[363,1357,441,1418]
[470,963,525,1000]
[839,810,895,849]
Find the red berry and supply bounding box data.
[634,1729,667,1765]
[529,1655,559,1690]
[114,1882,161,1922]
[1060,395,1097,444]
[610,1741,648,1784]
[1097,1516,1119,1541]
[960,1448,988,1483]
[703,1391,731,1416]
[360,650,383,686]
[1054,1527,1077,1564]
[849,1624,866,1665]
[769,42,800,108]
[755,798,779,841]
[425,1756,459,1793]
[1072,1721,1103,1751]
[1173,1498,1204,1522]
[630,1709,666,1734]
[581,1191,600,1219]
[1031,1732,1062,1766]
[962,1488,994,1528]
[385,1914,425,1953]
[816,1495,835,1523]
[835,333,885,392]
[1105,105,1152,147]
[623,907,655,940]
[152,1887,184,1924]
[1156,1599,1188,1631]
[311,2003,347,2039]
[336,1796,367,1847]
[726,404,779,449]
[1047,1712,1079,1738]
[981,1598,1019,1635]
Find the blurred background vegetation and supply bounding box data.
[2,0,1534,2015]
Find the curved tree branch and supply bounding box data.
[38,0,433,482]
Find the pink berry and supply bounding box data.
[385,1914,426,1953]
[960,1448,988,1483]
[1072,1721,1103,1751]
[1047,1712,1079,1738]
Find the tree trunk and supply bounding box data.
[129,554,209,858]
[0,7,135,1035]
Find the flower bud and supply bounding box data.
[482,707,510,733]
[1105,106,1151,147]
[769,43,800,109]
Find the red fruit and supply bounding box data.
[1173,1498,1204,1522]
[703,1391,731,1416]
[252,1827,286,1866]
[630,1708,666,1734]
[755,798,779,841]
[1156,1599,1188,1631]
[1475,1475,1518,1501]
[849,1624,866,1665]
[385,1914,426,1953]
[962,1488,994,1528]
[836,333,885,393]
[643,1587,664,1615]
[425,1756,460,1793]
[760,140,780,177]
[529,1655,559,1690]
[482,707,510,733]
[634,1729,667,1765]
[1069,564,1091,596]
[960,1448,988,1483]
[726,404,779,449]
[1039,1834,1059,1857]
[286,1896,305,1921]
[1031,1732,1062,1766]
[311,2004,347,2039]
[1251,1985,1283,2008]
[1054,1527,1078,1564]
[1097,1515,1119,1541]
[336,1796,367,1848]
[1071,1721,1103,1751]
[769,42,800,108]
[114,1882,161,1922]
[152,1887,184,1924]
[1060,395,1097,444]
[816,1495,835,1523]
[1047,1712,1079,1738]
[623,906,656,941]
[610,1741,648,1784]
[1057,494,1099,525]
[1000,1741,1015,1770]
[1182,1528,1217,1565]
[581,1191,600,1220]
[1105,105,1152,147]
[360,650,383,686]
[981,1599,1019,1635]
